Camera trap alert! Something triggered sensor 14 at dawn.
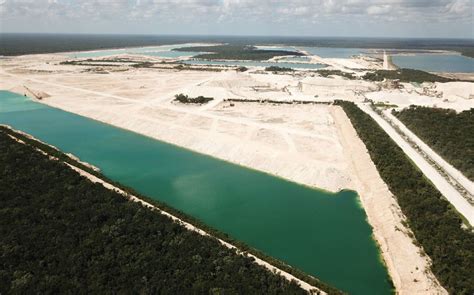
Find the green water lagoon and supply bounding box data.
[0,91,392,294]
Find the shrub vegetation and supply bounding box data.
[265,66,295,72]
[174,94,213,104]
[316,69,355,79]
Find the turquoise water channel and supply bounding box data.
[0,91,392,294]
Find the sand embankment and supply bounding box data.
[0,68,354,193]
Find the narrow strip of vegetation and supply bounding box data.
[224,98,330,105]
[174,64,222,72]
[373,102,399,108]
[0,126,341,294]
[174,45,304,61]
[393,106,474,181]
[60,58,135,65]
[131,61,156,68]
[335,101,474,294]
[174,94,214,104]
[60,60,122,67]
[60,59,157,68]
[265,66,295,72]
[362,68,453,83]
[0,129,319,294]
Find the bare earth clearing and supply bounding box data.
[2,50,472,294]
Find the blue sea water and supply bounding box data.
[392,54,474,73]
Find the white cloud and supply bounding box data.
[0,0,471,20]
[446,0,470,14]
[0,0,472,36]
[367,5,391,15]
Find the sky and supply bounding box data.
[0,0,473,38]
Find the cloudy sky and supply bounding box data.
[0,0,472,38]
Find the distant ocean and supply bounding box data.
[1,33,473,56]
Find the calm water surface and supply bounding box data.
[0,91,392,294]
[392,54,474,73]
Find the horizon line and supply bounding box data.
[1,32,473,41]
